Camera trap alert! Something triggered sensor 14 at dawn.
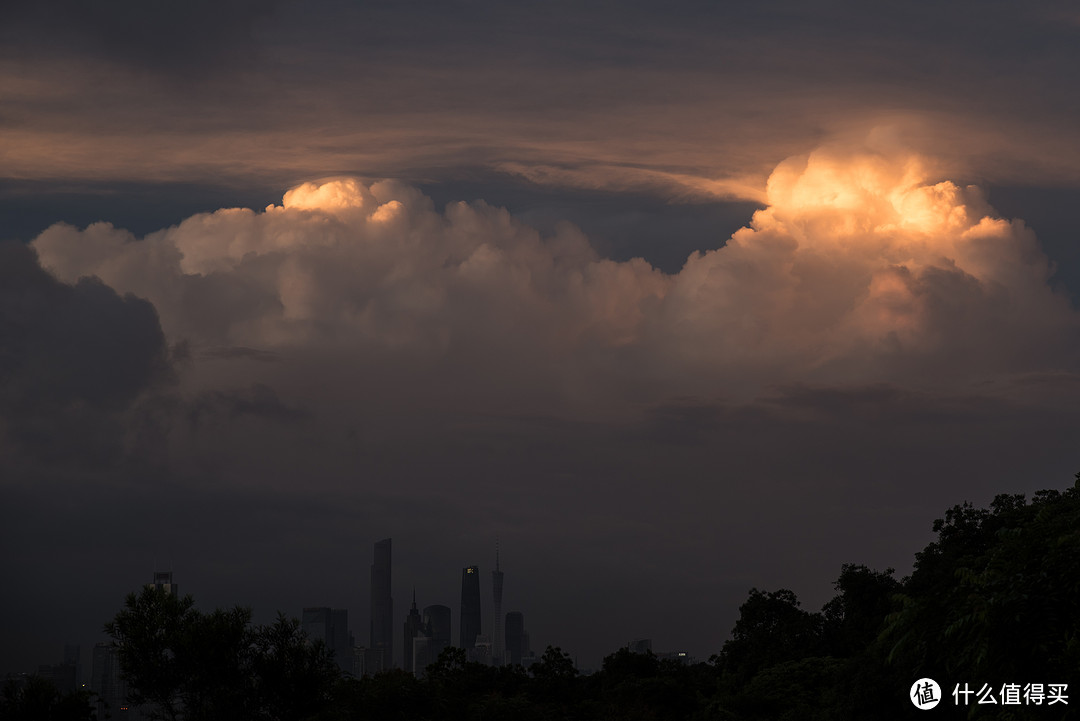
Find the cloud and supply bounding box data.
[4,0,1080,212]
[7,142,1080,670]
[188,383,308,427]
[1,0,279,76]
[495,161,768,204]
[30,144,1078,423]
[0,242,171,465]
[650,144,1077,391]
[30,178,669,416]
[5,0,1080,674]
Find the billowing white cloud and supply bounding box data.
[10,143,1080,676]
[651,146,1077,391]
[31,145,1078,416]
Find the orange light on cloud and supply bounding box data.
[31,143,1077,407]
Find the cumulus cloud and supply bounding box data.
[30,145,1078,420]
[8,145,1080,670]
[0,242,170,465]
[652,146,1078,391]
[31,178,667,414]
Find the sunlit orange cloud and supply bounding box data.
[653,143,1075,391]
[32,140,1077,419]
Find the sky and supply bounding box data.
[2,0,1080,675]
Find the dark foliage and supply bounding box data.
[101,473,1080,721]
[0,676,96,721]
[104,588,338,721]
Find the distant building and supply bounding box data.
[63,644,81,687]
[370,539,393,669]
[36,662,76,694]
[655,650,693,664]
[331,608,354,673]
[504,611,529,666]
[411,634,434,676]
[351,646,367,678]
[402,592,424,674]
[91,642,129,719]
[627,638,653,654]
[362,647,388,676]
[302,607,332,644]
[302,607,354,675]
[491,547,504,666]
[150,571,177,595]
[468,634,492,665]
[423,604,451,662]
[460,565,481,650]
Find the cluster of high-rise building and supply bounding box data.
[299,538,533,677]
[31,544,534,717]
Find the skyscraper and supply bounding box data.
[331,608,354,674]
[505,611,528,666]
[491,547,504,666]
[370,538,393,669]
[403,591,423,674]
[303,607,354,675]
[302,606,332,644]
[411,633,433,677]
[91,643,128,719]
[423,604,451,658]
[459,565,481,650]
[64,644,81,687]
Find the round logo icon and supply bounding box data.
[911,678,942,710]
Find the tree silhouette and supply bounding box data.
[884,477,1080,688]
[0,676,96,721]
[95,472,1080,721]
[104,586,202,721]
[104,588,338,721]
[720,588,823,685]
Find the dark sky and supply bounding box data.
[2,0,1079,674]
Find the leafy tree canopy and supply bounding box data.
[104,587,338,721]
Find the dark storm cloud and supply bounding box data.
[1,0,279,75]
[0,244,164,408]
[6,373,1079,671]
[5,0,1080,202]
[4,0,1080,680]
[200,346,281,362]
[5,140,1077,676]
[761,383,1010,423]
[0,243,171,465]
[188,383,307,427]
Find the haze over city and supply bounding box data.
[2,0,1079,679]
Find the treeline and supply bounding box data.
[5,475,1079,721]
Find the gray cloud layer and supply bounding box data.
[3,0,1080,200]
[0,242,170,466]
[3,0,1079,676]
[5,141,1078,671]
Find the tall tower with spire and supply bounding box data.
[491,542,504,666]
[403,590,423,674]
